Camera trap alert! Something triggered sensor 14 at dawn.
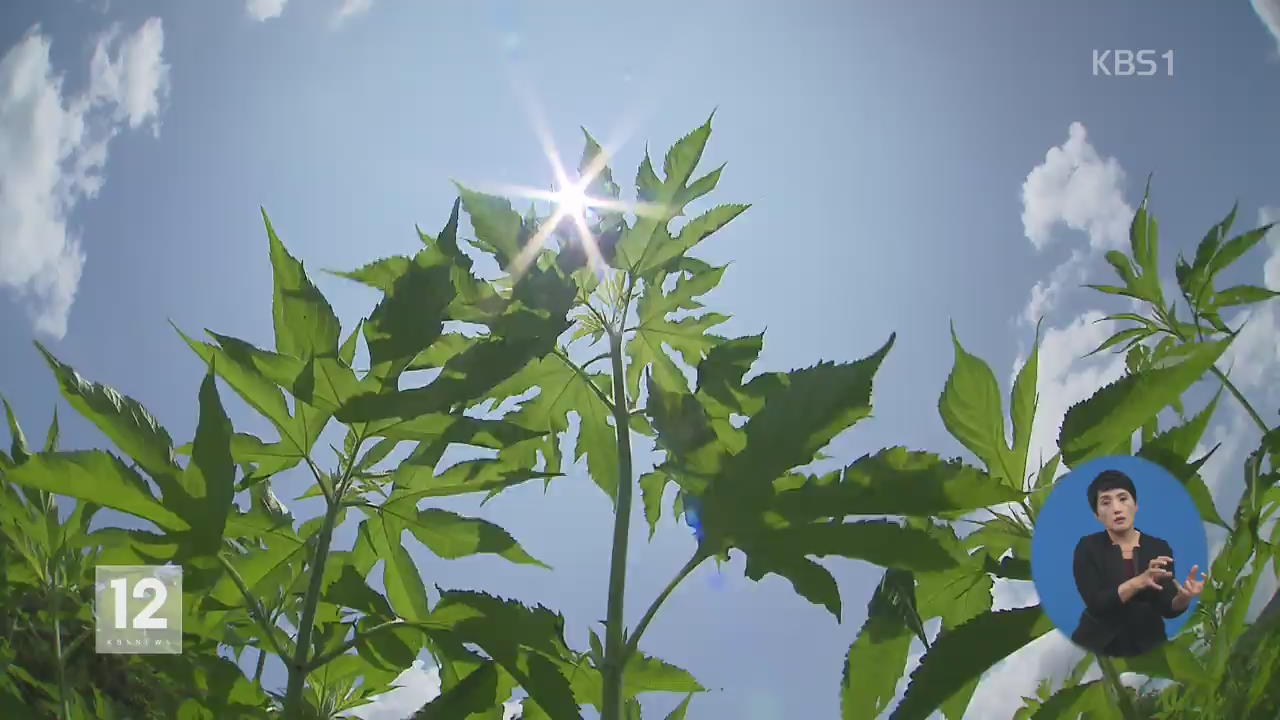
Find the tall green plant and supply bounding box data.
[841,185,1278,719]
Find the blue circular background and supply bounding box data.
[1030,454,1209,643]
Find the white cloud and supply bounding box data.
[347,661,523,719]
[246,0,289,22]
[88,19,170,134]
[1022,249,1089,326]
[348,662,441,719]
[1017,311,1129,473]
[1254,0,1280,56]
[334,0,375,25]
[0,20,168,339]
[1021,121,1133,253]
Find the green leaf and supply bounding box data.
[1,394,30,465]
[414,661,508,719]
[456,186,524,271]
[362,515,430,622]
[742,549,842,617]
[180,371,237,555]
[891,606,1056,720]
[175,325,313,468]
[1087,327,1154,357]
[626,263,730,400]
[637,204,750,277]
[363,212,460,384]
[425,591,580,720]
[1211,284,1280,309]
[331,256,412,293]
[1207,223,1275,280]
[488,353,619,501]
[774,448,1023,519]
[1027,680,1111,720]
[388,507,547,568]
[622,652,703,697]
[939,327,1016,486]
[1058,339,1231,466]
[263,208,341,360]
[5,451,189,531]
[1010,326,1040,490]
[663,695,694,720]
[727,336,895,492]
[35,342,180,480]
[664,112,714,189]
[913,528,993,630]
[639,470,671,538]
[842,570,917,720]
[388,457,558,503]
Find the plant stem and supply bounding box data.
[624,553,704,658]
[1209,367,1269,435]
[600,328,636,720]
[281,497,341,718]
[254,647,267,685]
[1098,655,1141,720]
[50,573,70,720]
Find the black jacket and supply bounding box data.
[1070,529,1186,657]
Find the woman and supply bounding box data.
[1070,469,1207,657]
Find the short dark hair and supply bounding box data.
[1087,469,1137,513]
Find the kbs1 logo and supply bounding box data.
[95,565,183,654]
[1092,49,1174,77]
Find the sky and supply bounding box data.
[1031,455,1210,641]
[1,1,1279,718]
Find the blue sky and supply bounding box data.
[2,1,1279,718]
[1031,455,1210,641]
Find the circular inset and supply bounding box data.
[1030,455,1209,658]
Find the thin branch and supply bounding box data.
[306,620,416,671]
[552,348,614,412]
[218,553,288,661]
[624,552,705,659]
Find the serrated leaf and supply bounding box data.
[1211,284,1280,309]
[1,394,30,465]
[487,353,619,500]
[626,264,730,400]
[180,371,237,555]
[662,695,693,720]
[743,549,842,617]
[457,186,525,271]
[842,570,916,720]
[1207,223,1275,280]
[1087,327,1153,358]
[640,470,670,538]
[264,209,341,360]
[727,336,895,492]
[331,256,412,293]
[891,606,1056,720]
[35,342,180,480]
[939,328,1017,486]
[175,325,317,477]
[622,652,703,697]
[5,451,189,531]
[774,448,1022,520]
[388,507,547,567]
[1010,327,1040,490]
[1058,339,1231,466]
[413,661,504,719]
[1028,680,1111,719]
[425,591,580,720]
[637,204,749,277]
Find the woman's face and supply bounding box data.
[1094,487,1137,532]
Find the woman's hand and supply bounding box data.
[1173,564,1206,600]
[1131,555,1174,592]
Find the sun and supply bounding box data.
[552,181,590,219]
